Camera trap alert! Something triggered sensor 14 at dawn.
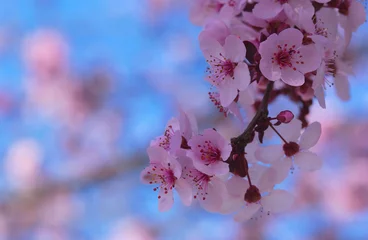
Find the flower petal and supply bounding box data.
[226,175,249,197]
[296,44,322,73]
[280,67,305,86]
[278,28,304,48]
[272,158,292,183]
[219,82,238,107]
[252,0,282,19]
[262,189,294,213]
[334,74,350,101]
[294,151,323,171]
[299,122,321,150]
[158,188,174,212]
[200,178,226,213]
[233,204,261,222]
[233,62,250,91]
[260,59,282,81]
[175,178,193,206]
[147,146,168,165]
[255,145,284,163]
[224,35,246,63]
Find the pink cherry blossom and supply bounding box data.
[256,120,323,182]
[308,7,338,46]
[140,147,192,211]
[201,35,250,106]
[313,42,354,107]
[259,28,322,86]
[150,110,197,155]
[223,175,293,222]
[188,128,231,175]
[180,157,227,212]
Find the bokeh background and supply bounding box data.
[0,0,367,239]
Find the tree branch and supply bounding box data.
[231,81,274,151]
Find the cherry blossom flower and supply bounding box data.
[151,110,198,155]
[308,7,338,46]
[201,35,250,107]
[256,120,323,182]
[180,156,227,212]
[140,147,192,211]
[223,175,293,222]
[313,42,354,108]
[188,128,231,175]
[259,28,321,86]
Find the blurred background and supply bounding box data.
[0,0,367,239]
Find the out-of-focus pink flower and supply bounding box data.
[201,35,250,106]
[140,147,192,211]
[339,0,366,45]
[23,29,69,78]
[259,28,321,86]
[188,128,231,175]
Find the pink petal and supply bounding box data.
[280,67,305,86]
[169,156,183,179]
[147,146,168,165]
[226,175,249,197]
[255,145,284,163]
[219,82,238,107]
[233,204,261,222]
[140,166,157,184]
[314,85,326,109]
[233,62,250,91]
[334,74,350,101]
[224,35,246,63]
[296,44,322,73]
[262,189,294,213]
[200,36,224,60]
[276,119,302,142]
[278,28,304,48]
[347,0,366,31]
[175,178,193,206]
[259,33,278,60]
[259,59,282,81]
[299,122,321,150]
[252,0,283,19]
[200,178,226,212]
[272,158,292,183]
[257,167,278,192]
[158,188,174,212]
[294,151,323,171]
[193,160,229,176]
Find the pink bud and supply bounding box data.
[277,110,294,124]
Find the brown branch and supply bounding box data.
[231,81,274,152]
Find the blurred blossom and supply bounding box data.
[5,139,43,190]
[108,218,154,240]
[22,29,69,78]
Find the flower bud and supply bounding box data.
[277,110,294,124]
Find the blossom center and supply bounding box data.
[283,141,300,157]
[277,0,288,4]
[244,185,261,203]
[198,140,222,164]
[207,54,237,85]
[271,44,303,71]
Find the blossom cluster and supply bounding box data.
[141,0,366,221]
